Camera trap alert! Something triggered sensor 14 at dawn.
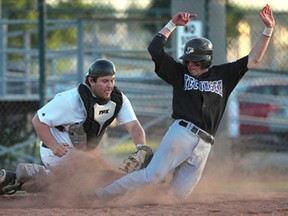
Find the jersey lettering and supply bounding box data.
[184,74,223,97]
[99,109,109,115]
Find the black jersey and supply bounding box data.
[148,34,249,136]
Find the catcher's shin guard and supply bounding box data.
[0,169,22,195]
[16,163,47,183]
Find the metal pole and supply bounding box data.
[77,19,84,83]
[204,0,210,38]
[0,0,2,96]
[0,0,6,97]
[38,0,46,107]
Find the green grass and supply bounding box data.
[251,182,288,192]
[103,140,160,157]
[217,180,288,193]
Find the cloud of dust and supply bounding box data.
[23,134,288,208]
[23,149,124,208]
[192,138,288,203]
[24,150,187,208]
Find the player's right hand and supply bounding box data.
[51,143,69,157]
[172,12,197,26]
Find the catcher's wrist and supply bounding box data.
[164,20,176,32]
[136,143,145,148]
[262,26,273,37]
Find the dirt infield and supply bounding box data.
[1,149,288,216]
[1,192,288,216]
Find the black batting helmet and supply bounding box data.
[86,59,116,78]
[179,37,213,68]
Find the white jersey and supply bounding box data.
[38,86,137,167]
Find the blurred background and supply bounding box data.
[0,0,288,171]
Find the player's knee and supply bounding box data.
[145,169,166,183]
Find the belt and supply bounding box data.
[42,143,49,149]
[179,121,214,145]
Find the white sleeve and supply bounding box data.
[37,90,85,126]
[37,94,73,126]
[116,93,137,125]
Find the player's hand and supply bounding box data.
[51,143,69,157]
[259,4,275,28]
[172,12,197,26]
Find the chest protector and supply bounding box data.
[78,83,123,149]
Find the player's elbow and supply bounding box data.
[31,114,43,131]
[247,57,261,69]
[31,114,38,127]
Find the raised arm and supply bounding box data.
[247,4,275,69]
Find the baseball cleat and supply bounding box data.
[0,169,19,195]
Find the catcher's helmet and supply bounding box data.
[86,59,116,78]
[179,37,213,68]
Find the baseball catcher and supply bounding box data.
[119,144,153,173]
[1,58,148,195]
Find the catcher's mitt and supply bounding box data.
[119,145,153,173]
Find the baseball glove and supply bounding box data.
[119,145,153,173]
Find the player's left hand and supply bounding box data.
[119,145,153,173]
[259,4,275,28]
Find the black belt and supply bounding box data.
[179,121,214,145]
[42,143,49,148]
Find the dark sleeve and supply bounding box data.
[147,34,182,85]
[147,33,167,62]
[224,55,249,80]
[237,55,249,77]
[214,56,249,79]
[213,55,249,98]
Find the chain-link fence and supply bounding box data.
[0,0,172,169]
[0,0,287,168]
[225,1,288,154]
